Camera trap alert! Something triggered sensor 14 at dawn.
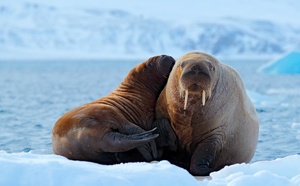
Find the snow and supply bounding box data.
[3,0,300,25]
[258,51,300,74]
[0,0,300,60]
[1,151,300,186]
[209,155,300,186]
[0,151,198,186]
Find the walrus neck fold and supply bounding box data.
[109,80,161,128]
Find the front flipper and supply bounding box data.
[136,135,158,161]
[152,118,177,151]
[102,127,158,152]
[128,128,159,161]
[124,127,158,140]
[102,122,158,162]
[190,136,223,176]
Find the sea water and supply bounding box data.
[0,59,300,162]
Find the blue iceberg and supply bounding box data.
[258,51,300,74]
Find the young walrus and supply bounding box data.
[155,51,259,176]
[52,55,175,164]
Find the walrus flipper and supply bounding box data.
[135,132,158,161]
[102,128,158,162]
[190,138,222,176]
[118,122,158,160]
[103,128,158,152]
[125,127,158,140]
[152,118,177,151]
[98,125,158,162]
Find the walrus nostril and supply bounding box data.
[191,65,203,72]
[189,64,211,78]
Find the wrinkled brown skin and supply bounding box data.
[156,51,259,176]
[52,55,175,164]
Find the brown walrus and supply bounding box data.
[155,51,259,176]
[52,55,175,164]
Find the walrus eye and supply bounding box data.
[180,62,186,69]
[209,63,214,71]
[146,61,153,68]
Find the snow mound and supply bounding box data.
[208,155,300,186]
[258,51,300,74]
[1,152,300,186]
[0,152,197,186]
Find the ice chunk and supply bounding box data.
[258,51,300,74]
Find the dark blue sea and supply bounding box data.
[1,59,300,162]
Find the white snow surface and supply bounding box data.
[1,151,300,186]
[2,0,300,25]
[0,0,300,60]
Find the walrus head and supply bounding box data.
[136,55,175,77]
[132,55,175,93]
[157,55,176,78]
[174,51,217,110]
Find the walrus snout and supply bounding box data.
[180,63,212,93]
[158,55,175,78]
[185,62,212,78]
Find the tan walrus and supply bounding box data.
[52,55,175,164]
[156,51,259,176]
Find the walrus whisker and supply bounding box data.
[202,90,206,106]
[184,89,188,110]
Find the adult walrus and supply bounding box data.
[52,55,175,164]
[156,51,259,176]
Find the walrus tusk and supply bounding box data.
[184,89,188,110]
[202,90,206,106]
